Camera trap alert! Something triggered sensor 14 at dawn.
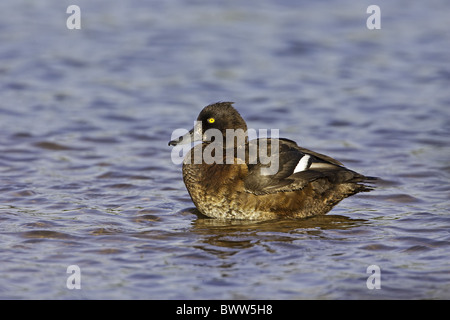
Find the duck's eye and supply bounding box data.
[207,118,215,124]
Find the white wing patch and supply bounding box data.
[293,154,311,173]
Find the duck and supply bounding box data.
[169,102,374,220]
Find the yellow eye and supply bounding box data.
[207,118,215,124]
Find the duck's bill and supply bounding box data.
[169,121,204,146]
[168,128,193,146]
[169,120,206,146]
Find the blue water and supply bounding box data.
[0,0,449,299]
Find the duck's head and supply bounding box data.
[168,102,248,146]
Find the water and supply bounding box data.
[0,0,449,299]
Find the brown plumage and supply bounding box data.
[169,102,374,220]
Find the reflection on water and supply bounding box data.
[192,209,367,232]
[191,210,369,253]
[1,0,450,299]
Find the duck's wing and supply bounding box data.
[243,138,366,195]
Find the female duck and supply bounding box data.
[169,102,373,220]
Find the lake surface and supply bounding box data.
[0,0,449,299]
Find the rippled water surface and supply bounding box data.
[1,0,449,299]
